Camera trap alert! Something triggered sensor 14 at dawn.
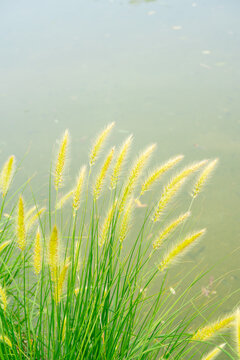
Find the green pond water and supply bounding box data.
[1,0,240,316]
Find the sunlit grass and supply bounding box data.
[0,124,237,359]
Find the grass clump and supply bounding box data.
[0,124,238,359]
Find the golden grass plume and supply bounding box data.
[235,308,240,358]
[119,198,134,243]
[99,200,117,247]
[192,313,235,341]
[110,135,133,190]
[140,154,184,196]
[0,240,11,254]
[93,147,115,200]
[153,179,185,222]
[26,207,46,231]
[120,144,156,212]
[0,285,7,312]
[56,190,74,210]
[55,260,70,303]
[16,195,26,251]
[72,165,86,211]
[26,205,37,219]
[153,160,207,222]
[0,335,12,348]
[158,229,205,271]
[0,155,15,197]
[90,122,115,166]
[153,211,190,250]
[192,159,219,198]
[49,225,59,282]
[54,129,69,190]
[33,228,42,275]
[202,343,225,360]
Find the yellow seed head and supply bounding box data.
[119,198,134,243]
[72,165,86,210]
[56,190,74,210]
[49,225,59,282]
[16,195,26,251]
[55,261,70,302]
[62,317,66,341]
[0,285,7,312]
[192,314,234,341]
[235,308,240,357]
[202,344,226,360]
[153,160,206,222]
[99,200,117,247]
[90,122,115,166]
[192,159,219,198]
[75,288,80,296]
[153,179,185,222]
[140,155,184,196]
[26,205,37,219]
[120,144,156,212]
[158,229,206,271]
[110,135,133,190]
[0,155,15,197]
[0,335,12,348]
[26,207,46,231]
[153,211,190,250]
[170,160,207,188]
[33,228,42,275]
[54,129,69,190]
[93,147,115,200]
[0,240,11,253]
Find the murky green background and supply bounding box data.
[1,0,240,316]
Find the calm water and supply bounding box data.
[1,0,240,311]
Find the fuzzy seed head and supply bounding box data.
[158,229,206,271]
[120,144,156,212]
[192,159,218,198]
[0,240,11,253]
[140,154,184,196]
[54,129,69,190]
[55,261,70,302]
[0,335,12,348]
[99,200,117,247]
[72,165,86,210]
[153,179,185,222]
[26,205,37,220]
[90,122,115,166]
[192,314,234,341]
[56,190,74,210]
[49,225,59,282]
[0,155,15,197]
[202,344,226,360]
[16,195,26,251]
[110,135,133,190]
[153,211,190,250]
[119,198,134,243]
[0,285,7,312]
[26,207,46,231]
[93,147,115,200]
[235,308,240,357]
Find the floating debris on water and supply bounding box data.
[147,11,156,16]
[170,287,176,295]
[172,25,182,31]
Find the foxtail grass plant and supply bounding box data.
[0,124,238,359]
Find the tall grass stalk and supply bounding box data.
[0,125,237,359]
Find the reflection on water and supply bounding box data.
[0,0,240,311]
